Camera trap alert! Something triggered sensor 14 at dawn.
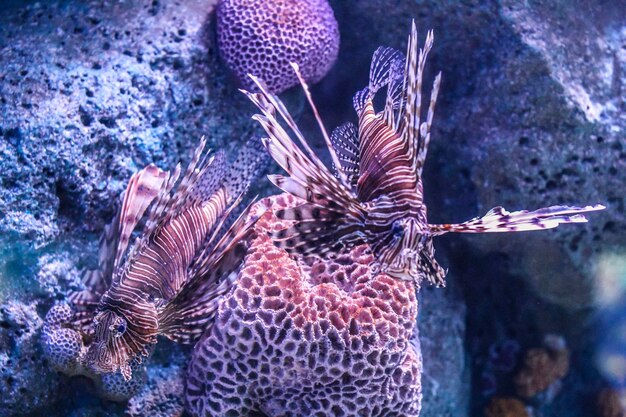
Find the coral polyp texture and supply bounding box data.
[186,194,422,417]
[216,0,340,94]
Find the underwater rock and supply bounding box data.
[126,350,186,417]
[186,194,422,416]
[216,0,340,93]
[417,283,469,416]
[0,300,59,416]
[0,0,262,250]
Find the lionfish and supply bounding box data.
[69,137,266,380]
[243,21,604,287]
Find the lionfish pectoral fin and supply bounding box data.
[159,202,263,344]
[419,239,447,287]
[119,363,133,381]
[112,164,169,274]
[330,122,360,188]
[428,204,606,234]
[272,204,364,256]
[222,136,269,200]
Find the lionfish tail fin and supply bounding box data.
[428,204,606,235]
[159,202,264,344]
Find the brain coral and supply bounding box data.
[186,194,422,417]
[216,0,340,94]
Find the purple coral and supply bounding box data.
[186,194,422,416]
[216,0,340,93]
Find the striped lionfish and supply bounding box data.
[243,21,604,287]
[69,137,265,380]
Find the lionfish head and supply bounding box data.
[378,217,447,287]
[86,309,136,379]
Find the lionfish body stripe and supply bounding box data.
[82,137,267,380]
[245,20,604,287]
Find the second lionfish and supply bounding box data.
[244,21,604,287]
[68,137,266,380]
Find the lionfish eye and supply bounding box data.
[391,221,404,238]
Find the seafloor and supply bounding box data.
[0,0,624,416]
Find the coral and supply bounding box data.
[485,397,530,417]
[216,0,339,93]
[41,302,146,402]
[0,300,59,416]
[186,194,421,417]
[598,388,626,417]
[514,335,569,399]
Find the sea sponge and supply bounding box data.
[186,194,422,417]
[598,388,626,417]
[485,397,530,417]
[514,335,570,399]
[216,0,340,94]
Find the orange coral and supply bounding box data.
[485,397,530,417]
[514,335,569,399]
[598,388,626,417]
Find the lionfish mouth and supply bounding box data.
[380,249,419,282]
[86,341,119,374]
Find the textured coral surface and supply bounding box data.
[186,194,422,417]
[217,0,339,93]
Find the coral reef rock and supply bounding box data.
[514,335,569,400]
[217,0,340,93]
[186,194,422,417]
[0,300,59,416]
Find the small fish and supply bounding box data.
[69,137,265,380]
[243,21,604,287]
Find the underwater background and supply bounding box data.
[0,0,624,416]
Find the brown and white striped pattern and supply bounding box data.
[85,138,266,380]
[246,21,604,288]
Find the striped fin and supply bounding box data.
[113,164,168,273]
[369,47,406,96]
[243,73,368,255]
[158,203,263,344]
[271,203,364,255]
[330,122,360,188]
[222,136,269,201]
[242,80,362,215]
[400,22,441,179]
[428,204,606,235]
